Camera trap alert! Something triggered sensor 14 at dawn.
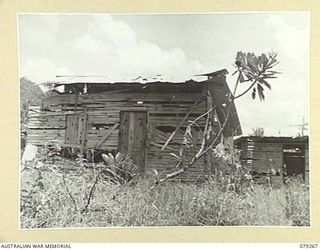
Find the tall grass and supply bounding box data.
[20,158,310,228]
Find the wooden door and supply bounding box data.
[65,114,80,144]
[118,111,147,172]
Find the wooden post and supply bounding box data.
[80,107,88,157]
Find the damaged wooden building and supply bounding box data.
[235,136,309,185]
[25,69,242,180]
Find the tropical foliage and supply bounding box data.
[234,51,280,100]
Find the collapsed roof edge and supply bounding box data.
[37,68,229,86]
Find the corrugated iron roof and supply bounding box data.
[40,75,208,86]
[39,69,228,86]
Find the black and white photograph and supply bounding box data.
[19,12,310,228]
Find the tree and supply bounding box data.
[20,78,45,149]
[156,51,280,183]
[251,127,264,137]
[20,77,44,128]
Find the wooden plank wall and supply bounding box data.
[27,91,210,181]
[26,106,67,145]
[239,140,283,187]
[240,140,310,187]
[251,143,283,172]
[240,141,283,172]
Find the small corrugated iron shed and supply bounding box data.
[235,136,309,185]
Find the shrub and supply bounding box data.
[20,147,310,228]
[101,152,138,185]
[284,178,310,226]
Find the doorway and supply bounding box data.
[65,114,80,144]
[283,144,305,179]
[118,111,147,172]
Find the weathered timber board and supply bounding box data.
[118,111,147,171]
[27,91,208,181]
[43,92,203,104]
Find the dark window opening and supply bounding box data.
[92,123,115,130]
[157,126,176,133]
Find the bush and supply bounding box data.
[20,144,310,228]
[284,178,310,226]
[20,157,310,228]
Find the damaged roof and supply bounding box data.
[40,69,242,136]
[195,69,229,78]
[41,69,228,86]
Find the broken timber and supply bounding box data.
[25,70,242,181]
[95,123,119,149]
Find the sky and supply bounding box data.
[18,12,310,137]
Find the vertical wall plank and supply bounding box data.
[118,111,147,172]
[80,107,88,155]
[65,114,79,144]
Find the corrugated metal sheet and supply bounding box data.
[39,69,229,86]
[40,75,208,86]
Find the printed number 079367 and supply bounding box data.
[300,244,318,248]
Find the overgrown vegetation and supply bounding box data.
[20,144,309,228]
[156,51,281,183]
[20,52,310,228]
[20,78,44,149]
[251,127,265,137]
[20,78,44,130]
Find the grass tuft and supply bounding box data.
[20,159,310,228]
